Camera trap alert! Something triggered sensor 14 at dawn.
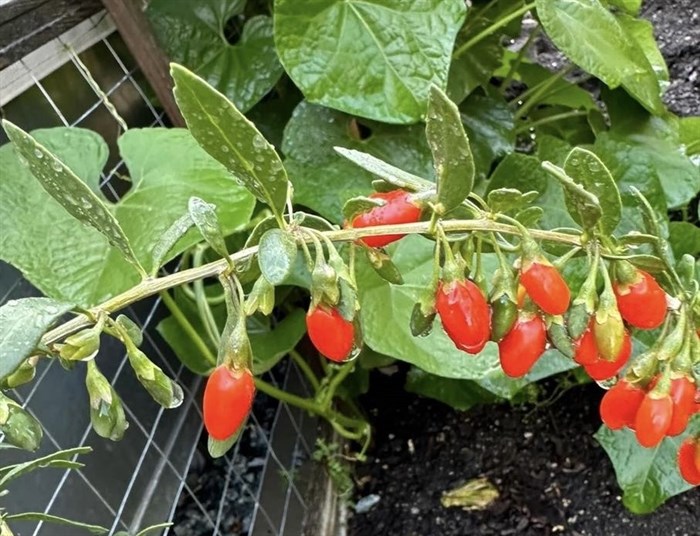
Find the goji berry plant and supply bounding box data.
[0,0,698,523]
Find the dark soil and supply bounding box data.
[349,372,700,536]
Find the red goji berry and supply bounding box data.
[520,259,570,315]
[667,377,697,437]
[677,437,700,485]
[203,366,255,441]
[498,313,546,378]
[574,323,599,366]
[599,379,645,430]
[436,279,491,354]
[613,269,666,329]
[306,305,355,362]
[634,393,673,448]
[351,190,422,248]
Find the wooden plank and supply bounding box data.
[100,0,184,127]
[0,0,102,69]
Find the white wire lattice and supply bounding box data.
[1,11,316,536]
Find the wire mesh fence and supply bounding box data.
[1,10,318,536]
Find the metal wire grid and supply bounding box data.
[1,11,317,536]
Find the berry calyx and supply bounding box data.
[520,259,571,315]
[599,379,645,430]
[677,437,700,485]
[203,366,255,441]
[498,313,546,378]
[306,305,355,362]
[634,392,673,448]
[350,190,422,248]
[613,269,667,329]
[436,279,491,354]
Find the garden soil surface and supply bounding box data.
[348,374,700,536]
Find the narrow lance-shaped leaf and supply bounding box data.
[0,446,91,487]
[334,147,433,192]
[188,197,230,260]
[171,64,289,220]
[150,213,194,274]
[1,120,145,275]
[3,513,108,535]
[257,229,298,286]
[0,297,73,381]
[564,148,621,236]
[426,85,474,214]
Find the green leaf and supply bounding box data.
[208,429,242,458]
[148,0,283,112]
[405,367,498,410]
[282,101,434,222]
[150,214,194,273]
[274,0,467,124]
[0,446,91,487]
[459,92,515,183]
[188,197,230,260]
[0,297,73,380]
[3,513,107,535]
[592,133,668,236]
[615,13,668,88]
[250,309,307,374]
[2,120,144,275]
[595,416,700,513]
[357,235,576,395]
[487,151,577,230]
[257,229,298,285]
[426,85,475,213]
[0,127,255,306]
[679,116,700,162]
[535,0,663,114]
[668,222,700,259]
[115,314,143,347]
[542,159,603,233]
[563,147,622,235]
[343,196,385,222]
[171,63,289,218]
[487,188,538,214]
[604,0,641,14]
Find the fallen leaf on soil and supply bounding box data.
[440,477,499,511]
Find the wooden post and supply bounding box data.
[100,0,185,127]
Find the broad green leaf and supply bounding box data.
[171,63,289,217]
[615,13,668,88]
[405,367,498,410]
[535,0,663,115]
[2,121,144,274]
[563,147,622,235]
[447,0,522,103]
[487,188,538,214]
[274,0,466,124]
[679,116,700,164]
[3,513,108,535]
[459,92,515,183]
[595,416,700,513]
[188,197,230,260]
[0,127,254,306]
[150,214,194,274]
[148,0,283,112]
[604,0,641,14]
[668,222,700,259]
[357,235,576,395]
[257,229,297,285]
[249,309,307,374]
[0,446,91,487]
[0,297,73,380]
[426,85,474,213]
[282,101,433,222]
[592,133,669,236]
